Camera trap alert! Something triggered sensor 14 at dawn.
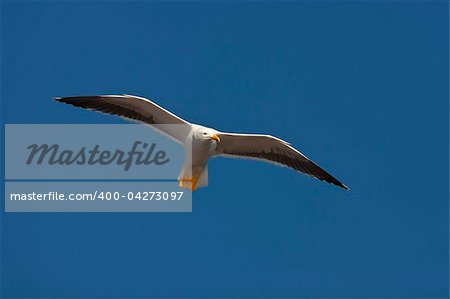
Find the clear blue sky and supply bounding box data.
[1,1,448,297]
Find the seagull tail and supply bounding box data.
[178,166,208,192]
[197,166,208,188]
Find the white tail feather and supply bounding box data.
[178,165,208,191]
[197,166,208,188]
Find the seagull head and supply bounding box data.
[195,127,221,143]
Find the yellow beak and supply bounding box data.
[210,134,221,142]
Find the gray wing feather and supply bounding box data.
[55,94,192,144]
[216,133,348,190]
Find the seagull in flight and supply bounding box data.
[55,95,348,191]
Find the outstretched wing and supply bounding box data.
[55,94,192,144]
[216,133,348,190]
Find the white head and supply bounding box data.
[193,127,221,144]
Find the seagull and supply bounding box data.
[55,95,348,191]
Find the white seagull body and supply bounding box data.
[55,94,348,191]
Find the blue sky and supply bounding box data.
[1,1,448,298]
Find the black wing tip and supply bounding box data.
[305,161,349,191]
[55,95,96,101]
[322,173,350,190]
[328,177,349,190]
[54,96,83,105]
[54,95,134,103]
[339,183,350,191]
[54,96,81,103]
